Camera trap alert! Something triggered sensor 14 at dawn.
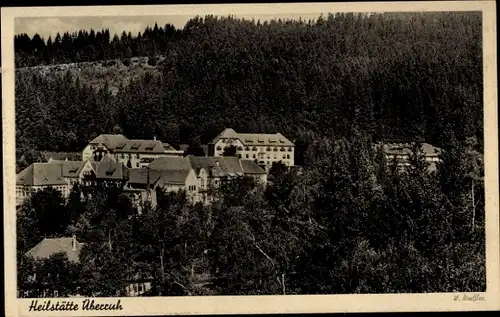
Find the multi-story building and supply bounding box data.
[16,160,94,206]
[82,134,184,168]
[375,142,442,172]
[187,156,267,204]
[147,156,200,203]
[208,128,295,168]
[147,155,267,205]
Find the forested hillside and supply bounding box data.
[15,11,486,296]
[15,12,482,168]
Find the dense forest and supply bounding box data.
[15,11,486,295]
[15,12,483,171]
[17,138,485,296]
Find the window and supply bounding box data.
[287,154,290,159]
[54,290,59,297]
[246,154,249,158]
[252,147,257,151]
[253,154,256,158]
[136,163,139,167]
[280,147,285,152]
[288,148,292,152]
[283,155,286,159]
[121,154,125,159]
[137,154,140,159]
[267,155,270,159]
[266,147,271,151]
[237,146,243,151]
[245,147,250,151]
[216,146,222,150]
[273,147,278,151]
[138,284,143,292]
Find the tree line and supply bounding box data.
[17,137,485,296]
[15,12,482,173]
[15,24,179,68]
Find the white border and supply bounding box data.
[2,2,499,316]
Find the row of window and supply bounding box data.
[216,146,293,152]
[247,154,291,160]
[120,153,143,159]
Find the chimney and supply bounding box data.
[72,235,77,251]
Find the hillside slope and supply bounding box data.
[16,55,165,94]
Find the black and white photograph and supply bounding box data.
[2,1,499,315]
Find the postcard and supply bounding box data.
[2,1,499,316]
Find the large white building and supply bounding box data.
[208,128,295,168]
[374,142,442,172]
[82,134,184,168]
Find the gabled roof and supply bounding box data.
[115,140,166,154]
[95,155,128,180]
[127,168,163,185]
[42,151,82,162]
[89,134,129,150]
[16,163,68,186]
[240,160,267,174]
[88,134,180,154]
[26,237,84,263]
[160,169,191,185]
[148,156,192,171]
[209,128,294,146]
[127,167,191,187]
[378,142,442,157]
[188,156,246,177]
[48,160,87,178]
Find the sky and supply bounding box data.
[15,14,328,39]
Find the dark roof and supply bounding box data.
[48,160,87,178]
[26,237,84,263]
[42,151,82,162]
[160,169,191,185]
[240,160,267,174]
[88,134,181,154]
[127,168,162,185]
[377,142,442,157]
[148,156,192,171]
[188,156,246,177]
[16,163,68,186]
[95,155,128,180]
[89,134,129,150]
[115,140,166,154]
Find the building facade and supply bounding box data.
[375,142,442,172]
[82,134,184,168]
[208,128,295,168]
[16,161,94,206]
